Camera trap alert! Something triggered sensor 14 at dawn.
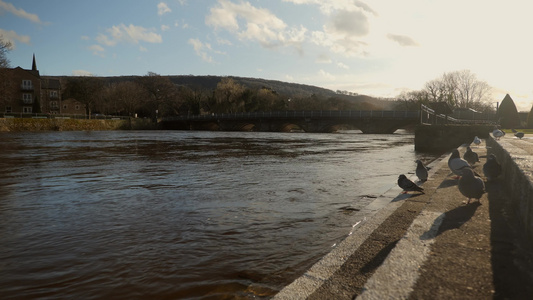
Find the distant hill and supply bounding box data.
[46,74,397,110]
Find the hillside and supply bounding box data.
[46,74,397,110]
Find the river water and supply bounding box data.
[0,130,440,299]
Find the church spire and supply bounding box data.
[32,53,37,71]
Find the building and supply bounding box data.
[1,55,41,114]
[0,55,84,116]
[41,77,61,114]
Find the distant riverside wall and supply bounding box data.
[0,118,157,131]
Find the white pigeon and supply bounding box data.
[472,136,482,146]
[492,127,505,140]
[448,149,473,178]
[415,160,429,182]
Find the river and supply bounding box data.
[0,130,440,299]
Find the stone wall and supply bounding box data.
[486,137,533,241]
[0,118,157,131]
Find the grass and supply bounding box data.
[502,129,533,134]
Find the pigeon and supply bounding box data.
[398,174,424,194]
[458,168,485,204]
[483,154,502,181]
[492,126,505,140]
[415,160,429,182]
[512,129,525,139]
[472,136,482,147]
[463,146,480,165]
[448,149,473,178]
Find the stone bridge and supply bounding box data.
[161,110,421,134]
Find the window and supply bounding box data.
[50,101,58,108]
[63,105,68,109]
[75,105,80,110]
[22,94,33,104]
[50,91,58,98]
[23,107,32,113]
[5,106,12,113]
[22,80,33,90]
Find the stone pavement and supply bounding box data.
[275,134,533,299]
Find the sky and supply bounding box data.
[2,0,533,111]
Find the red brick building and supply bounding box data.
[1,55,41,114]
[1,55,84,116]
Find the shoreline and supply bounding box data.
[0,118,157,131]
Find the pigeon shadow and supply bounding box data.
[420,201,481,239]
[438,178,458,189]
[391,192,425,202]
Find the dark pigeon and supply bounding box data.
[512,129,525,139]
[483,154,502,181]
[463,146,480,165]
[415,160,428,182]
[398,174,424,194]
[458,168,485,204]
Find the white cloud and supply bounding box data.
[0,28,30,48]
[0,0,43,24]
[88,44,105,56]
[337,62,349,69]
[206,0,307,50]
[96,24,162,47]
[316,53,331,63]
[386,34,418,47]
[283,0,376,16]
[319,69,335,81]
[157,2,171,15]
[216,37,232,45]
[188,38,214,63]
[282,0,377,57]
[161,25,170,31]
[139,46,148,52]
[72,70,94,76]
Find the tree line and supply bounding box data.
[62,74,385,119]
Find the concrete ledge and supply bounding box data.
[273,153,449,299]
[486,136,533,241]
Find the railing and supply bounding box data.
[420,104,496,125]
[0,113,130,120]
[165,110,421,121]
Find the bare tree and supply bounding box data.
[101,81,147,116]
[0,37,12,68]
[137,72,180,118]
[396,90,430,110]
[179,85,210,115]
[0,37,13,107]
[454,70,492,108]
[212,77,245,113]
[421,70,492,109]
[63,76,104,117]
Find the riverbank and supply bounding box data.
[274,135,533,299]
[0,118,157,131]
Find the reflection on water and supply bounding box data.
[0,130,440,299]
